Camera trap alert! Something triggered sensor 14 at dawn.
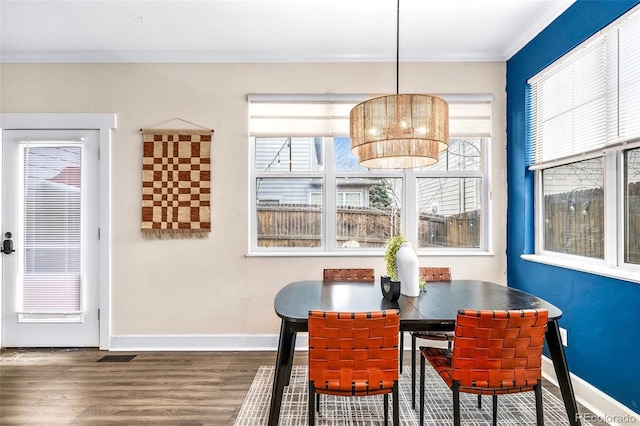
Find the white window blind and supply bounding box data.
[17,143,84,320]
[527,5,640,167]
[619,9,640,140]
[249,94,492,138]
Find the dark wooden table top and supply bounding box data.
[274,279,562,331]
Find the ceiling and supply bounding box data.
[0,0,575,63]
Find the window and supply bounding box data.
[18,143,84,321]
[624,147,640,265]
[527,5,640,277]
[541,159,604,259]
[415,138,485,249]
[310,191,364,208]
[338,192,362,208]
[249,94,491,254]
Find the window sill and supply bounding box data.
[521,254,640,285]
[246,250,495,258]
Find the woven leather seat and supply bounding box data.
[419,309,548,426]
[308,310,400,425]
[322,268,375,282]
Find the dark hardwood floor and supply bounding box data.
[0,348,606,425]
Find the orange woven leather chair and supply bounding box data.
[308,310,400,425]
[407,267,453,408]
[322,268,375,282]
[419,309,548,426]
[316,268,379,412]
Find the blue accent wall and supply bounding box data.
[506,0,640,412]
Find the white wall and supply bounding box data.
[0,62,506,344]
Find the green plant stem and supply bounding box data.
[384,235,407,281]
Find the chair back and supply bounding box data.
[452,309,548,389]
[323,268,375,282]
[419,267,451,282]
[308,310,399,396]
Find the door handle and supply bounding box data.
[1,232,15,254]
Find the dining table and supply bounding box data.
[268,279,582,426]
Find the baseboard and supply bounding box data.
[542,356,639,426]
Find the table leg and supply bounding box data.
[411,333,416,409]
[546,319,581,426]
[285,332,297,386]
[268,319,296,426]
[399,332,404,373]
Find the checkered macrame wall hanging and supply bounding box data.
[141,127,212,238]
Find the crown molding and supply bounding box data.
[0,49,507,64]
[502,0,576,60]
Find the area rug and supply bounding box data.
[235,365,590,426]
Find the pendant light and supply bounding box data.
[350,0,449,169]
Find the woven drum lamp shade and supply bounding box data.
[350,94,449,169]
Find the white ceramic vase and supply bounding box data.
[396,242,420,297]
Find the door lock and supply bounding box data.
[1,232,15,254]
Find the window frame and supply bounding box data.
[248,93,493,256]
[524,5,640,283]
[249,135,491,256]
[527,136,640,283]
[15,141,86,322]
[413,171,489,251]
[532,153,607,263]
[621,146,640,267]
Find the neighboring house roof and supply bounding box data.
[48,166,80,188]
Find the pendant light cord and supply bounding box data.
[396,0,400,95]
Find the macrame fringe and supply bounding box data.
[141,229,210,239]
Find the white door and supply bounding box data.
[2,129,100,347]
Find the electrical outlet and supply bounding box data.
[559,327,568,347]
